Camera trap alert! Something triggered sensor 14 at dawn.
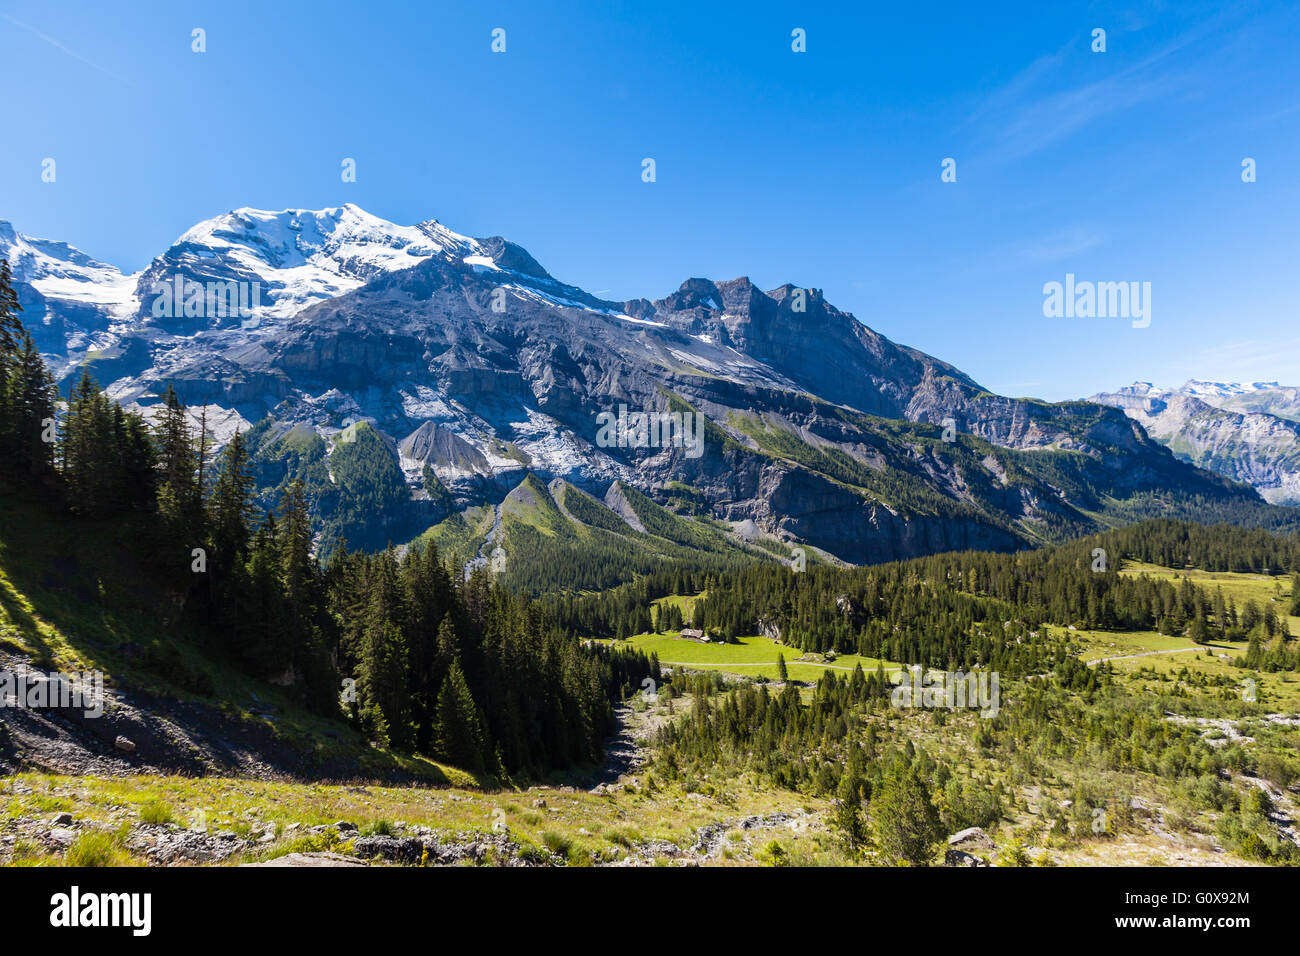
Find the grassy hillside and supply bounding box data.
[0,490,463,783]
[487,475,772,596]
[408,505,496,570]
[0,743,824,867]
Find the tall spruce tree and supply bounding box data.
[154,383,203,540]
[2,329,57,480]
[0,259,21,361]
[207,430,256,565]
[61,371,115,514]
[358,619,412,750]
[830,771,867,855]
[870,758,942,866]
[436,658,486,773]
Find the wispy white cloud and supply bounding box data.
[0,12,133,86]
[961,19,1223,168]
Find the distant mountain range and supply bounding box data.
[1090,381,1300,506]
[2,205,1292,581]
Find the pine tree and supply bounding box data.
[1246,632,1263,668]
[829,772,867,855]
[0,259,24,480]
[0,259,22,361]
[1213,588,1229,638]
[235,516,286,670]
[435,612,461,671]
[208,430,256,565]
[154,384,202,538]
[358,619,412,750]
[436,659,486,772]
[870,758,941,866]
[278,479,315,609]
[2,329,57,479]
[276,479,332,700]
[400,544,455,747]
[61,370,114,514]
[1189,606,1209,645]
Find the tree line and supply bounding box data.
[549,519,1300,676]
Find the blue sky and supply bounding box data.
[2,0,1298,400]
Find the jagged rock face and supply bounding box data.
[1093,383,1300,505]
[647,278,976,419]
[399,422,492,479]
[1,205,1276,565]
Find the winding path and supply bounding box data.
[1087,646,1210,666]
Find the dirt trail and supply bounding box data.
[586,694,681,791]
[1088,647,1205,665]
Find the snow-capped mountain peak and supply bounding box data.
[1,221,117,280]
[1109,380,1287,402]
[156,203,478,321]
[1,204,517,360]
[0,220,135,308]
[1180,379,1282,399]
[1112,381,1170,398]
[175,203,469,265]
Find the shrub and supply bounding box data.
[566,846,594,867]
[541,831,573,857]
[65,830,133,867]
[517,844,550,865]
[756,839,790,867]
[139,800,174,826]
[602,826,642,848]
[995,838,1033,867]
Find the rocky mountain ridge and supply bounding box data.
[1091,382,1300,506]
[2,207,1286,572]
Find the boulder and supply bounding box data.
[351,835,425,864]
[947,826,994,850]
